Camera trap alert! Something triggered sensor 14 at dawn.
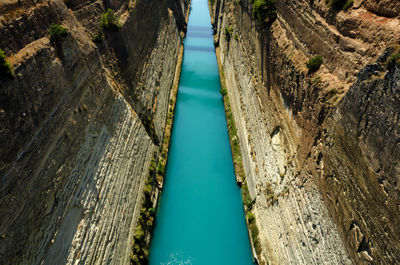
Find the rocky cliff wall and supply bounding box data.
[0,0,187,264]
[212,0,399,264]
[318,51,400,264]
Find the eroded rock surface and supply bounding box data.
[212,0,399,264]
[320,53,400,264]
[0,0,187,264]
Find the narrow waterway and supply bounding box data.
[149,0,255,264]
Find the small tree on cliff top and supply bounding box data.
[48,24,68,42]
[253,0,277,25]
[306,55,323,73]
[101,9,121,31]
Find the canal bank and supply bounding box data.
[148,0,255,264]
[215,46,261,264]
[130,44,185,264]
[130,5,190,264]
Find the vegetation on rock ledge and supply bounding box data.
[253,0,277,25]
[0,49,13,79]
[247,211,262,255]
[386,51,400,69]
[131,161,156,265]
[48,23,68,42]
[101,9,121,31]
[306,55,323,73]
[224,26,233,42]
[131,46,183,264]
[220,87,228,96]
[220,78,245,181]
[92,32,103,43]
[217,57,263,259]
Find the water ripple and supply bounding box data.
[161,250,195,265]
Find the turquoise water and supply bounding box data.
[149,0,255,264]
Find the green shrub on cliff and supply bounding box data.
[143,183,152,196]
[133,225,144,241]
[220,87,228,96]
[253,0,277,25]
[246,211,255,223]
[131,171,156,264]
[101,9,121,31]
[0,49,13,78]
[306,55,323,73]
[157,161,165,176]
[92,32,103,43]
[242,184,253,210]
[250,222,262,254]
[386,51,400,69]
[224,26,233,41]
[48,24,68,42]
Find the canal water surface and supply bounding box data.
[149,0,255,264]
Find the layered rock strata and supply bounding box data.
[0,0,187,264]
[212,0,399,264]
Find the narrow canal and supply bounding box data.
[149,0,255,264]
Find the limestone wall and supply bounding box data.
[212,0,400,264]
[0,0,187,264]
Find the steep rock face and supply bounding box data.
[212,0,399,264]
[0,0,187,264]
[213,2,352,264]
[363,0,400,17]
[319,55,400,264]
